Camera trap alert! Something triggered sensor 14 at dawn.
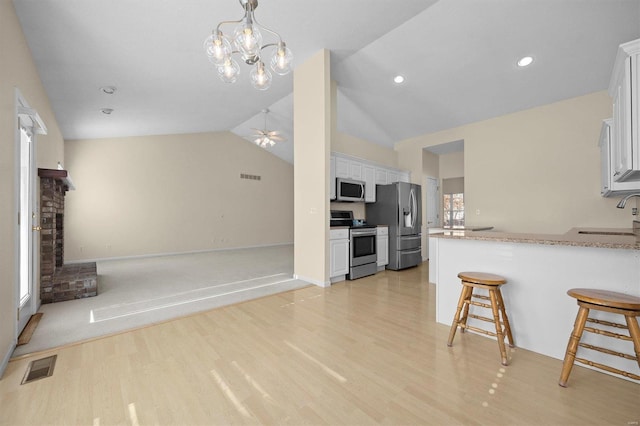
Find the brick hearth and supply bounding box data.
[38,168,97,303]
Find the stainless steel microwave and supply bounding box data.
[336,178,365,202]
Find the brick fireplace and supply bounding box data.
[38,168,97,303]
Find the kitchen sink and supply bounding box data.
[578,231,637,236]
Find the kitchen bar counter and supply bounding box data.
[431,225,640,383]
[431,226,640,250]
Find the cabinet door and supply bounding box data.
[335,157,350,178]
[377,234,389,266]
[375,168,387,185]
[612,57,633,180]
[364,165,376,203]
[330,156,336,200]
[330,239,349,277]
[350,162,363,180]
[387,171,399,183]
[399,172,410,183]
[600,120,612,196]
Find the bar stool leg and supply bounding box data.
[489,289,509,366]
[459,285,472,334]
[496,289,514,347]
[624,315,640,369]
[448,285,472,346]
[558,306,589,387]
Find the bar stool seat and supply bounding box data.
[447,272,514,366]
[558,288,640,387]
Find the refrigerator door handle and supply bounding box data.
[410,189,417,229]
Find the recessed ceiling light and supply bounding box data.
[517,56,534,67]
[100,86,117,95]
[393,75,405,84]
[101,108,114,115]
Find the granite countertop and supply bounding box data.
[430,226,640,250]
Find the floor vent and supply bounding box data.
[21,355,57,385]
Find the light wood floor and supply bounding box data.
[1,263,638,425]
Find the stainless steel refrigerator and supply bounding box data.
[366,182,422,270]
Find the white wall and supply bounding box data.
[64,132,294,260]
[397,91,633,234]
[0,0,65,376]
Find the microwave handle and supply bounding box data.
[360,182,365,199]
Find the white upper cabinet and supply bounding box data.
[609,39,640,182]
[364,165,376,203]
[335,157,350,179]
[375,169,387,185]
[350,162,363,181]
[599,119,640,196]
[329,153,410,203]
[330,156,336,200]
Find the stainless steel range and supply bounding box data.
[330,210,377,280]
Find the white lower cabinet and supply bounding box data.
[376,226,389,270]
[330,229,349,281]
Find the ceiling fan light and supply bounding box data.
[250,62,272,90]
[270,43,293,75]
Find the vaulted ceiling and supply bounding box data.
[13,0,640,163]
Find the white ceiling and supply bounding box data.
[13,0,640,164]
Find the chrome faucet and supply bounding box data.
[616,193,640,208]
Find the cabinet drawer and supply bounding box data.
[330,229,349,240]
[376,226,389,236]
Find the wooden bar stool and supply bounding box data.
[447,272,514,366]
[558,288,640,387]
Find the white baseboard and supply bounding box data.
[294,274,331,287]
[0,340,16,379]
[65,242,294,264]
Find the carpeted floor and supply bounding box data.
[13,244,308,357]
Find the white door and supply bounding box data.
[17,124,36,334]
[16,92,46,337]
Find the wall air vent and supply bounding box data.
[240,173,261,181]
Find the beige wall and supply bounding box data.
[332,132,398,169]
[439,151,464,180]
[397,91,633,233]
[64,132,293,260]
[293,49,331,285]
[1,0,65,373]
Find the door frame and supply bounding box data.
[14,89,47,339]
[424,176,439,261]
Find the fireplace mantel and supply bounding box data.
[37,168,75,191]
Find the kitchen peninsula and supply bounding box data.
[431,226,640,383]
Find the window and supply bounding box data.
[443,193,464,228]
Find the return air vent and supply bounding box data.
[240,173,261,181]
[21,354,57,384]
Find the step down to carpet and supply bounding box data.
[21,354,56,385]
[17,313,43,346]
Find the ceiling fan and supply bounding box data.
[251,109,285,148]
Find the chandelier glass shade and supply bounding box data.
[204,0,293,90]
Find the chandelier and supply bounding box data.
[203,0,293,90]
